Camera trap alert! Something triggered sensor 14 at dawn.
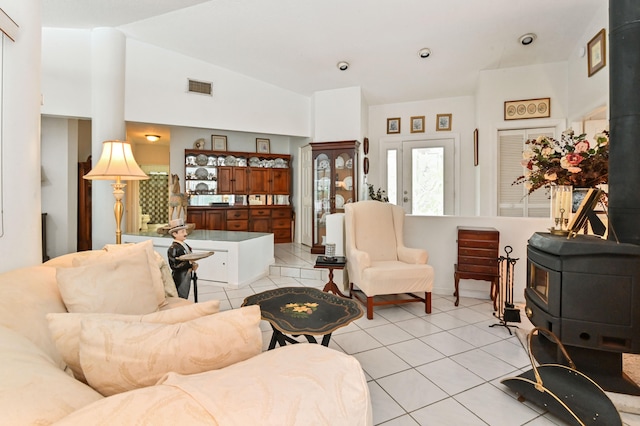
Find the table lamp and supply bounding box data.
[84,140,149,244]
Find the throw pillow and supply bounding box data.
[47,300,221,382]
[79,305,262,396]
[77,240,166,307]
[57,251,159,315]
[103,241,178,299]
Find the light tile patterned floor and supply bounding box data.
[192,243,640,426]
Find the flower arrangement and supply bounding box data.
[367,184,389,202]
[513,129,609,195]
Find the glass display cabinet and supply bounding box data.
[310,141,359,254]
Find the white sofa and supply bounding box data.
[0,241,372,425]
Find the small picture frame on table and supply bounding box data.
[387,118,401,134]
[211,135,227,151]
[411,116,425,133]
[436,114,452,131]
[256,138,270,154]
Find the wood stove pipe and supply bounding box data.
[609,1,640,245]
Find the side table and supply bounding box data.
[454,226,500,310]
[314,256,347,297]
[242,286,363,350]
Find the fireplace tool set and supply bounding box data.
[490,245,521,335]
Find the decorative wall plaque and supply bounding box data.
[504,98,550,120]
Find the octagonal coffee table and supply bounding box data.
[242,286,363,350]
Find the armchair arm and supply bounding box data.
[346,246,371,285]
[397,246,428,264]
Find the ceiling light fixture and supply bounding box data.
[418,48,431,58]
[337,61,349,71]
[145,134,161,142]
[519,33,536,46]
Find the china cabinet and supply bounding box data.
[310,141,359,254]
[184,149,292,243]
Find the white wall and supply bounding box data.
[0,0,43,272]
[476,62,569,216]
[567,2,609,121]
[125,39,311,137]
[41,29,92,118]
[312,86,364,141]
[41,117,78,257]
[404,215,549,303]
[368,96,476,215]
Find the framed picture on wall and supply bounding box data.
[473,128,479,166]
[411,116,425,133]
[256,138,270,153]
[387,117,401,134]
[211,135,227,151]
[436,114,452,131]
[588,28,606,77]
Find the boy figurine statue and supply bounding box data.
[166,218,198,299]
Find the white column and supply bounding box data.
[91,28,126,248]
[0,0,42,271]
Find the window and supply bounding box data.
[498,128,555,217]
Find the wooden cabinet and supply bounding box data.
[454,226,500,309]
[310,141,359,254]
[184,149,293,242]
[217,167,248,194]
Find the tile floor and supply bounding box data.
[193,243,639,426]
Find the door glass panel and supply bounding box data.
[412,147,444,215]
[314,153,331,246]
[386,149,397,204]
[334,152,352,212]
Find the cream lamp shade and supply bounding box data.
[84,140,149,243]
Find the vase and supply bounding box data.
[550,185,572,234]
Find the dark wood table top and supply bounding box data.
[242,286,362,335]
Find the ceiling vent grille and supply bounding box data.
[187,79,213,96]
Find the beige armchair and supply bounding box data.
[345,200,434,319]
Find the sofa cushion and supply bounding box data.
[53,344,371,426]
[79,305,262,396]
[56,249,160,315]
[0,326,102,425]
[76,240,167,307]
[103,241,178,299]
[47,299,221,382]
[0,265,68,368]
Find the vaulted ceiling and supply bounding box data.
[42,0,606,105]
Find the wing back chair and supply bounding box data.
[344,200,434,319]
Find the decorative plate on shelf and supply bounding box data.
[335,156,345,169]
[193,138,206,150]
[335,194,345,209]
[224,155,237,166]
[274,158,287,168]
[318,159,330,169]
[195,182,209,191]
[249,156,260,167]
[195,168,209,179]
[195,154,209,166]
[346,158,353,169]
[343,176,353,190]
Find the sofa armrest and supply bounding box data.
[347,246,371,285]
[397,246,428,264]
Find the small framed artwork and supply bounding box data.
[211,135,227,151]
[256,138,270,154]
[588,28,606,77]
[436,114,452,131]
[473,128,479,166]
[387,117,401,134]
[411,116,425,133]
[363,137,369,155]
[504,98,550,120]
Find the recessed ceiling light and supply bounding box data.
[519,33,536,46]
[418,48,431,58]
[145,134,160,142]
[337,61,349,71]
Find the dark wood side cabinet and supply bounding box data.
[454,226,500,310]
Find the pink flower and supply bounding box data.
[565,153,584,166]
[574,140,590,153]
[520,159,533,169]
